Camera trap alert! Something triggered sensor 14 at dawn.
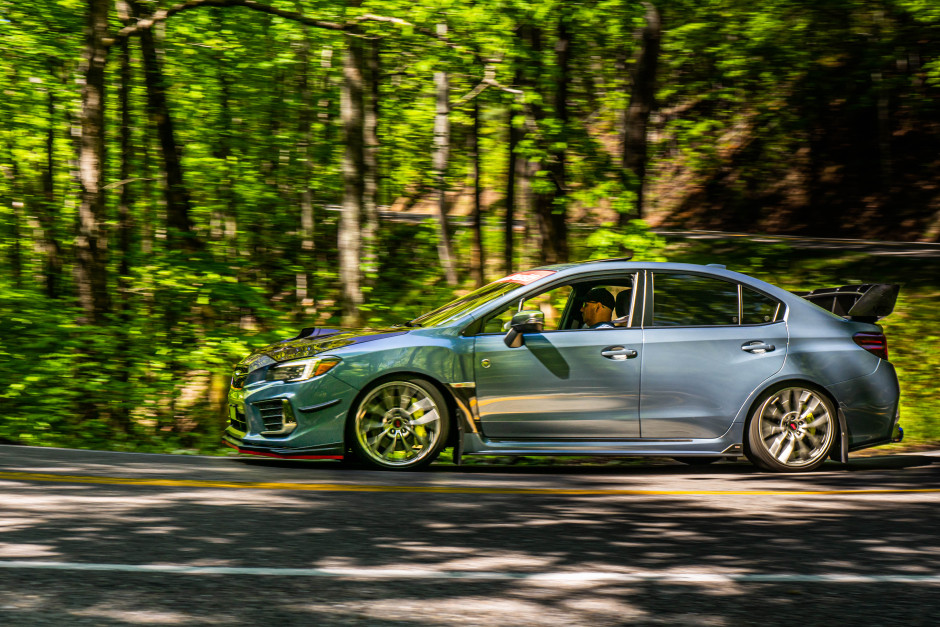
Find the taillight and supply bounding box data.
[853,332,888,360]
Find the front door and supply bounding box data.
[474,328,642,439]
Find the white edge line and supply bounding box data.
[0,561,938,583]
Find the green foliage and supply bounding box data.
[582,220,668,261]
[1,0,938,455]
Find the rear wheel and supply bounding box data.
[746,385,835,472]
[350,378,450,470]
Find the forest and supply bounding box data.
[1,0,939,453]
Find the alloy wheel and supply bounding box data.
[748,386,835,472]
[353,380,447,469]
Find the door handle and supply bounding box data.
[601,346,638,360]
[742,342,775,353]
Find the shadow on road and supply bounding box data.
[1,448,939,624]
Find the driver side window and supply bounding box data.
[481,285,573,334]
[479,274,637,334]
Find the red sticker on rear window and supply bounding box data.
[496,270,556,285]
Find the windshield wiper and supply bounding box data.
[393,320,422,328]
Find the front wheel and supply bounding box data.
[350,378,450,470]
[745,386,835,473]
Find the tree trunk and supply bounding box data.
[433,24,458,286]
[213,18,238,263]
[504,99,518,275]
[362,36,380,285]
[3,145,22,288]
[295,9,315,311]
[548,16,570,263]
[529,19,569,265]
[620,2,661,223]
[128,0,197,249]
[340,33,365,326]
[75,0,111,323]
[470,98,484,286]
[115,30,134,434]
[316,45,334,262]
[40,77,63,300]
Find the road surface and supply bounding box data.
[1,444,938,625]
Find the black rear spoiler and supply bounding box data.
[794,284,899,322]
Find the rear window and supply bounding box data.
[653,273,739,326]
[652,273,781,327]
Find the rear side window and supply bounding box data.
[652,273,783,327]
[653,273,739,326]
[742,287,781,324]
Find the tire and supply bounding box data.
[745,385,836,473]
[673,457,722,466]
[349,378,450,470]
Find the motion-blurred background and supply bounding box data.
[0,0,937,454]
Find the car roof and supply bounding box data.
[532,259,773,287]
[422,260,822,332]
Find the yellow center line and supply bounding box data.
[0,470,938,496]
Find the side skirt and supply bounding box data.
[459,430,744,458]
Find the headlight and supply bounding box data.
[265,356,341,383]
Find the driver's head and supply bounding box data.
[581,287,614,327]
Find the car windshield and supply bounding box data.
[407,281,524,328]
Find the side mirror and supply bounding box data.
[503,310,545,348]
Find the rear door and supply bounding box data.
[639,271,788,439]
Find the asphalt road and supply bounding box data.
[1,444,939,626]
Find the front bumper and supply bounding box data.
[222,434,344,459]
[223,370,357,459]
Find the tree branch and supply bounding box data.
[453,64,524,108]
[113,0,347,41]
[112,1,496,72]
[357,14,491,64]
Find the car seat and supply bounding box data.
[614,289,632,326]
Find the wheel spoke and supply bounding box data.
[367,428,391,447]
[800,397,822,421]
[767,432,787,457]
[408,397,434,415]
[804,432,822,449]
[361,419,384,432]
[411,428,428,447]
[408,410,439,427]
[760,420,784,436]
[399,388,414,410]
[776,435,795,463]
[794,437,812,461]
[381,434,399,459]
[805,414,830,430]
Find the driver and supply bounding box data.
[581,287,615,328]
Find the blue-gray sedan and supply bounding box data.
[223,260,902,472]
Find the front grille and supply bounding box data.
[255,399,286,432]
[229,407,247,432]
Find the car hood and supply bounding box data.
[238,328,409,372]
